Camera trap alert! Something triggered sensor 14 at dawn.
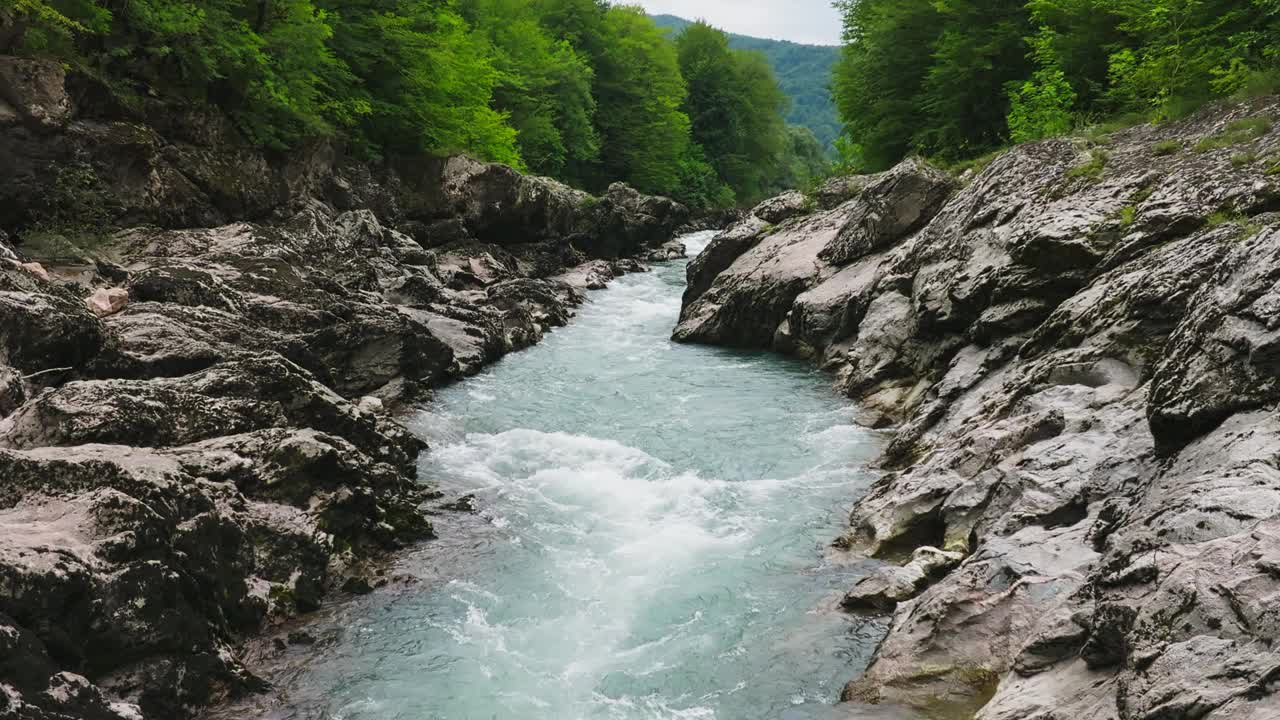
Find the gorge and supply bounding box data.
[5,28,1280,720]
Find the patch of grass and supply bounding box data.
[1077,112,1149,145]
[1118,204,1138,228]
[1131,184,1157,205]
[1207,209,1244,227]
[1194,116,1274,153]
[1266,156,1280,176]
[1206,209,1262,238]
[939,147,1007,180]
[1231,152,1258,168]
[1152,140,1182,156]
[1066,149,1110,182]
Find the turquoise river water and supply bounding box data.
[241,231,888,720]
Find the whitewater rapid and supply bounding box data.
[238,231,887,720]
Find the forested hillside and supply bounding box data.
[2,0,825,207]
[834,0,1280,170]
[651,13,840,150]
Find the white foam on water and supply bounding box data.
[272,242,886,720]
[680,230,720,256]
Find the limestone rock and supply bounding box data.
[674,97,1280,717]
[85,288,129,318]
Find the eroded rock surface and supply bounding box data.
[676,97,1280,719]
[0,59,687,720]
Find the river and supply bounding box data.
[237,231,887,720]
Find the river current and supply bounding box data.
[250,231,887,720]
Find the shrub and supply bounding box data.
[1066,149,1109,182]
[1194,117,1274,153]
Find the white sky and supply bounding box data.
[633,0,842,46]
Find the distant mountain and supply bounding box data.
[650,14,840,150]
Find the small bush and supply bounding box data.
[1066,149,1109,182]
[1118,204,1137,228]
[1078,112,1149,145]
[943,148,1007,179]
[1231,69,1280,101]
[1194,116,1274,153]
[1231,152,1258,168]
[1131,185,1157,204]
[1208,209,1244,227]
[1152,140,1181,156]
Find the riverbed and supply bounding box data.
[229,231,887,720]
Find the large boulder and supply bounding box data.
[818,158,957,267]
[0,56,73,130]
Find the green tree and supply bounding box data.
[319,0,519,163]
[832,0,942,170]
[461,0,599,176]
[592,5,691,195]
[1006,29,1078,142]
[675,21,788,203]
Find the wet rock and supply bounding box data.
[439,494,479,513]
[842,547,964,612]
[673,206,848,347]
[0,282,106,375]
[646,239,687,261]
[1148,225,1280,453]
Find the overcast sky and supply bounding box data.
[635,0,842,46]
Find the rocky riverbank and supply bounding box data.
[676,98,1280,718]
[0,57,688,719]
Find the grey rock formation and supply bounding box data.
[0,56,689,720]
[675,96,1280,718]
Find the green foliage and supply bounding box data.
[590,5,691,195]
[1008,68,1077,142]
[1117,204,1137,228]
[319,0,519,164]
[8,0,811,208]
[832,0,1035,169]
[1152,139,1181,155]
[675,21,789,204]
[1207,208,1260,236]
[1194,116,1274,152]
[1231,151,1258,167]
[1066,148,1109,181]
[462,0,598,176]
[1007,28,1077,142]
[833,0,1280,169]
[651,13,840,150]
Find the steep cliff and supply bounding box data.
[0,56,688,719]
[676,98,1280,719]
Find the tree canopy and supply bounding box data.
[833,0,1280,170]
[3,0,819,207]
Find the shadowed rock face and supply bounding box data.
[676,97,1280,718]
[0,59,688,720]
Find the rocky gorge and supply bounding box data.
[0,56,691,720]
[676,97,1280,718]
